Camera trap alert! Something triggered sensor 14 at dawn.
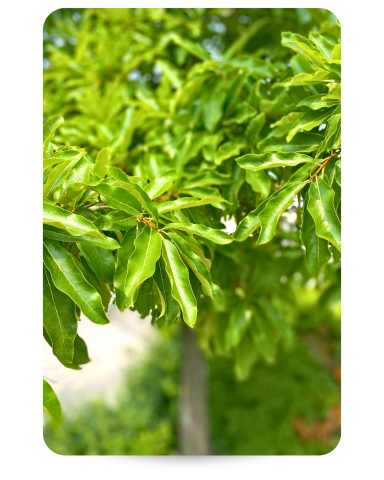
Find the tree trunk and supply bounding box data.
[179,322,211,455]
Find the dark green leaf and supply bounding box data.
[164,223,233,245]
[258,182,305,244]
[307,178,341,251]
[77,244,115,285]
[43,266,77,363]
[153,258,180,325]
[167,231,214,297]
[237,152,313,172]
[108,167,159,221]
[43,201,107,241]
[301,194,331,275]
[144,170,178,199]
[162,237,197,327]
[43,379,62,428]
[93,210,137,231]
[43,225,120,250]
[95,183,142,217]
[114,226,139,311]
[43,239,109,325]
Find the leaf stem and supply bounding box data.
[306,151,339,183]
[136,216,163,232]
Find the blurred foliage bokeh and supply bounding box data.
[44,321,340,455]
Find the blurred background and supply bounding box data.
[43,8,341,455]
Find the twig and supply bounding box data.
[306,152,340,184]
[136,216,162,232]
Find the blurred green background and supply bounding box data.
[43,7,341,455]
[44,320,340,455]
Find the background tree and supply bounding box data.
[43,8,341,454]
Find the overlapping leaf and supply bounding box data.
[307,178,341,251]
[124,225,163,306]
[43,266,77,363]
[43,239,109,324]
[162,237,197,327]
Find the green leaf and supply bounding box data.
[167,231,214,297]
[43,201,107,242]
[335,159,341,186]
[282,32,326,64]
[316,114,341,157]
[43,160,78,199]
[308,32,335,61]
[153,257,180,325]
[108,167,159,221]
[144,170,178,199]
[71,335,90,366]
[179,186,220,200]
[43,266,77,363]
[290,70,337,86]
[322,83,341,101]
[93,210,137,231]
[226,303,253,348]
[94,148,110,179]
[236,152,313,172]
[271,112,303,128]
[250,302,279,363]
[181,171,232,189]
[301,194,331,275]
[77,244,115,285]
[156,59,183,89]
[225,102,256,125]
[95,183,142,217]
[43,225,120,250]
[158,196,226,213]
[307,178,341,251]
[202,79,227,133]
[162,238,197,327]
[44,328,90,370]
[258,182,305,245]
[43,379,62,428]
[124,225,163,306]
[245,170,271,199]
[114,227,139,311]
[43,150,84,169]
[43,115,64,157]
[258,132,323,153]
[164,223,233,245]
[232,189,281,242]
[234,333,258,381]
[43,239,109,325]
[245,112,265,144]
[170,33,211,61]
[215,141,246,165]
[297,94,340,110]
[57,157,91,204]
[286,108,334,142]
[332,44,341,61]
[173,231,211,269]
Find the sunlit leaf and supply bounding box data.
[307,178,341,251]
[43,379,62,428]
[124,225,163,306]
[162,237,197,327]
[43,266,77,363]
[43,239,109,325]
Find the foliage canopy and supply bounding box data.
[43,8,341,426]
